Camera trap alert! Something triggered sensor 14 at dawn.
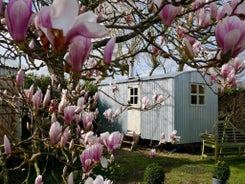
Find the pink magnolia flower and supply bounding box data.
[25,84,34,103]
[170,130,181,143]
[85,175,112,184]
[231,57,245,72]
[69,139,74,151]
[93,92,99,102]
[16,69,25,86]
[183,38,194,59]
[4,135,11,154]
[142,96,150,110]
[215,16,245,58]
[112,108,120,119]
[226,69,237,86]
[43,85,51,107]
[63,166,68,176]
[177,26,196,45]
[191,0,205,9]
[58,90,68,113]
[221,64,232,78]
[51,113,57,123]
[210,2,217,20]
[51,74,57,85]
[210,74,216,85]
[104,37,116,65]
[77,97,84,107]
[103,108,113,122]
[60,127,70,148]
[153,93,164,104]
[64,106,76,124]
[49,121,62,144]
[68,36,92,72]
[216,3,232,21]
[80,143,103,172]
[35,175,43,184]
[159,4,182,26]
[82,112,94,130]
[153,0,162,9]
[105,131,123,153]
[36,0,108,46]
[231,0,245,16]
[150,148,156,158]
[49,99,57,113]
[159,132,166,144]
[32,88,43,111]
[5,0,32,42]
[197,8,211,28]
[67,172,74,184]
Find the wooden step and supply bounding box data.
[122,131,140,151]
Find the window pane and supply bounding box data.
[191,84,197,93]
[135,97,138,104]
[134,88,138,95]
[130,88,133,95]
[199,85,204,94]
[130,97,134,104]
[191,95,197,104]
[199,96,205,104]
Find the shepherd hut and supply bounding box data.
[98,70,218,144]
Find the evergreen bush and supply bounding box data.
[144,163,165,184]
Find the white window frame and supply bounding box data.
[128,85,140,107]
[190,83,205,106]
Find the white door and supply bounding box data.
[127,86,141,134]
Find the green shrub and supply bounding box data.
[144,163,165,184]
[213,161,230,181]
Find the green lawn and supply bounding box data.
[112,148,245,184]
[3,146,245,183]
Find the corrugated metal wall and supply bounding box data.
[174,72,218,144]
[140,78,174,142]
[98,82,128,133]
[98,71,218,144]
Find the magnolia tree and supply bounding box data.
[0,0,245,183]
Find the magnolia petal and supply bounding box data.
[34,175,42,184]
[68,36,92,72]
[100,156,108,168]
[84,177,93,184]
[4,135,11,154]
[94,175,104,184]
[37,6,52,28]
[66,22,108,43]
[49,121,62,144]
[67,172,74,184]
[159,4,181,26]
[16,69,25,86]
[215,16,245,57]
[223,29,240,54]
[104,37,116,64]
[76,11,98,23]
[51,0,78,35]
[5,0,32,42]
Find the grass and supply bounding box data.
[111,146,245,184]
[2,144,245,183]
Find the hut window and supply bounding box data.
[129,87,139,105]
[191,84,205,105]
